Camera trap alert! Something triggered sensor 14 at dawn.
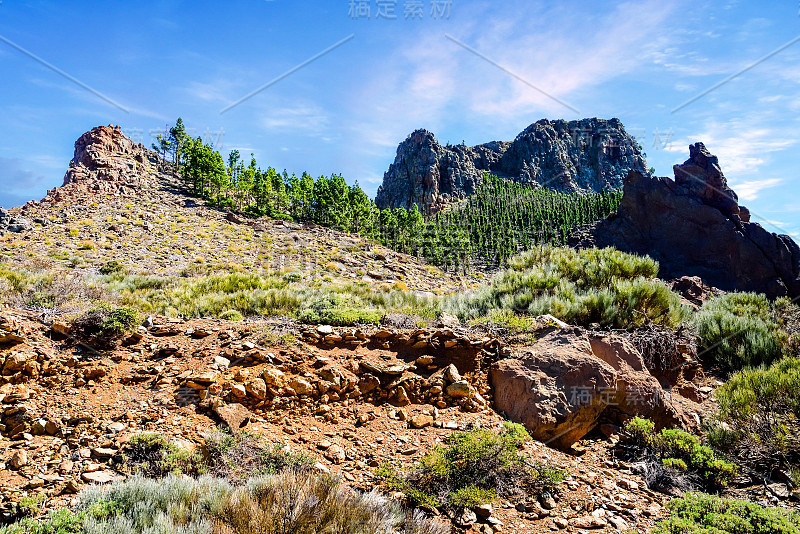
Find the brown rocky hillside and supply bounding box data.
[0,126,784,534]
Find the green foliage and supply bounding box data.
[447,486,497,509]
[444,246,689,329]
[654,492,800,534]
[625,416,656,446]
[623,418,736,491]
[377,423,567,510]
[73,304,138,341]
[124,432,206,478]
[219,309,244,321]
[662,458,688,471]
[297,293,385,326]
[203,430,315,484]
[715,356,800,450]
[418,174,623,268]
[694,292,788,371]
[98,260,124,276]
[0,507,85,534]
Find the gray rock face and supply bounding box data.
[0,208,32,234]
[570,143,800,299]
[375,118,647,213]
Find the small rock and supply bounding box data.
[8,450,27,469]
[81,470,122,485]
[474,503,493,518]
[214,403,251,430]
[324,444,346,464]
[446,381,472,399]
[410,415,434,429]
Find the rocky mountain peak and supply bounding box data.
[39,126,172,205]
[673,142,741,219]
[375,118,647,213]
[570,144,800,298]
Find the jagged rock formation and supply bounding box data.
[375,118,648,213]
[38,125,173,204]
[570,143,800,299]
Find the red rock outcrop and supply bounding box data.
[570,143,800,299]
[490,327,684,449]
[38,126,172,204]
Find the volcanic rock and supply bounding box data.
[37,125,173,205]
[376,118,647,213]
[490,328,680,448]
[570,143,800,298]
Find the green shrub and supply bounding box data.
[378,422,567,510]
[715,356,800,451]
[219,309,244,321]
[693,292,788,371]
[124,432,206,477]
[447,486,497,508]
[654,492,800,534]
[662,458,688,471]
[297,293,385,326]
[74,304,138,341]
[443,246,689,329]
[623,417,736,491]
[98,260,125,276]
[203,430,315,484]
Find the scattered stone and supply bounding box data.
[214,403,251,430]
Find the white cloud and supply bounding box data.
[729,178,783,201]
[665,119,797,176]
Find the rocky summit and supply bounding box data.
[570,143,800,298]
[375,118,647,213]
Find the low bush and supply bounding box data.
[654,492,800,534]
[442,246,690,330]
[203,429,314,484]
[693,292,789,371]
[377,422,567,510]
[715,356,800,452]
[623,417,736,491]
[297,293,385,326]
[123,432,206,478]
[73,304,138,342]
[0,473,450,534]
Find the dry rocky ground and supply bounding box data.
[0,308,703,533]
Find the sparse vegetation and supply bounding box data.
[715,356,800,452]
[377,422,567,511]
[0,474,449,534]
[654,492,800,534]
[73,304,139,343]
[694,292,790,371]
[123,432,207,478]
[623,417,736,491]
[443,246,690,329]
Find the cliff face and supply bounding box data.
[375,118,647,213]
[570,143,800,299]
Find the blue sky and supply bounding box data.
[0,0,798,237]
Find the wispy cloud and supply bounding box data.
[728,178,783,201]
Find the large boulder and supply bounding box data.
[570,143,800,299]
[490,328,680,449]
[375,118,647,213]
